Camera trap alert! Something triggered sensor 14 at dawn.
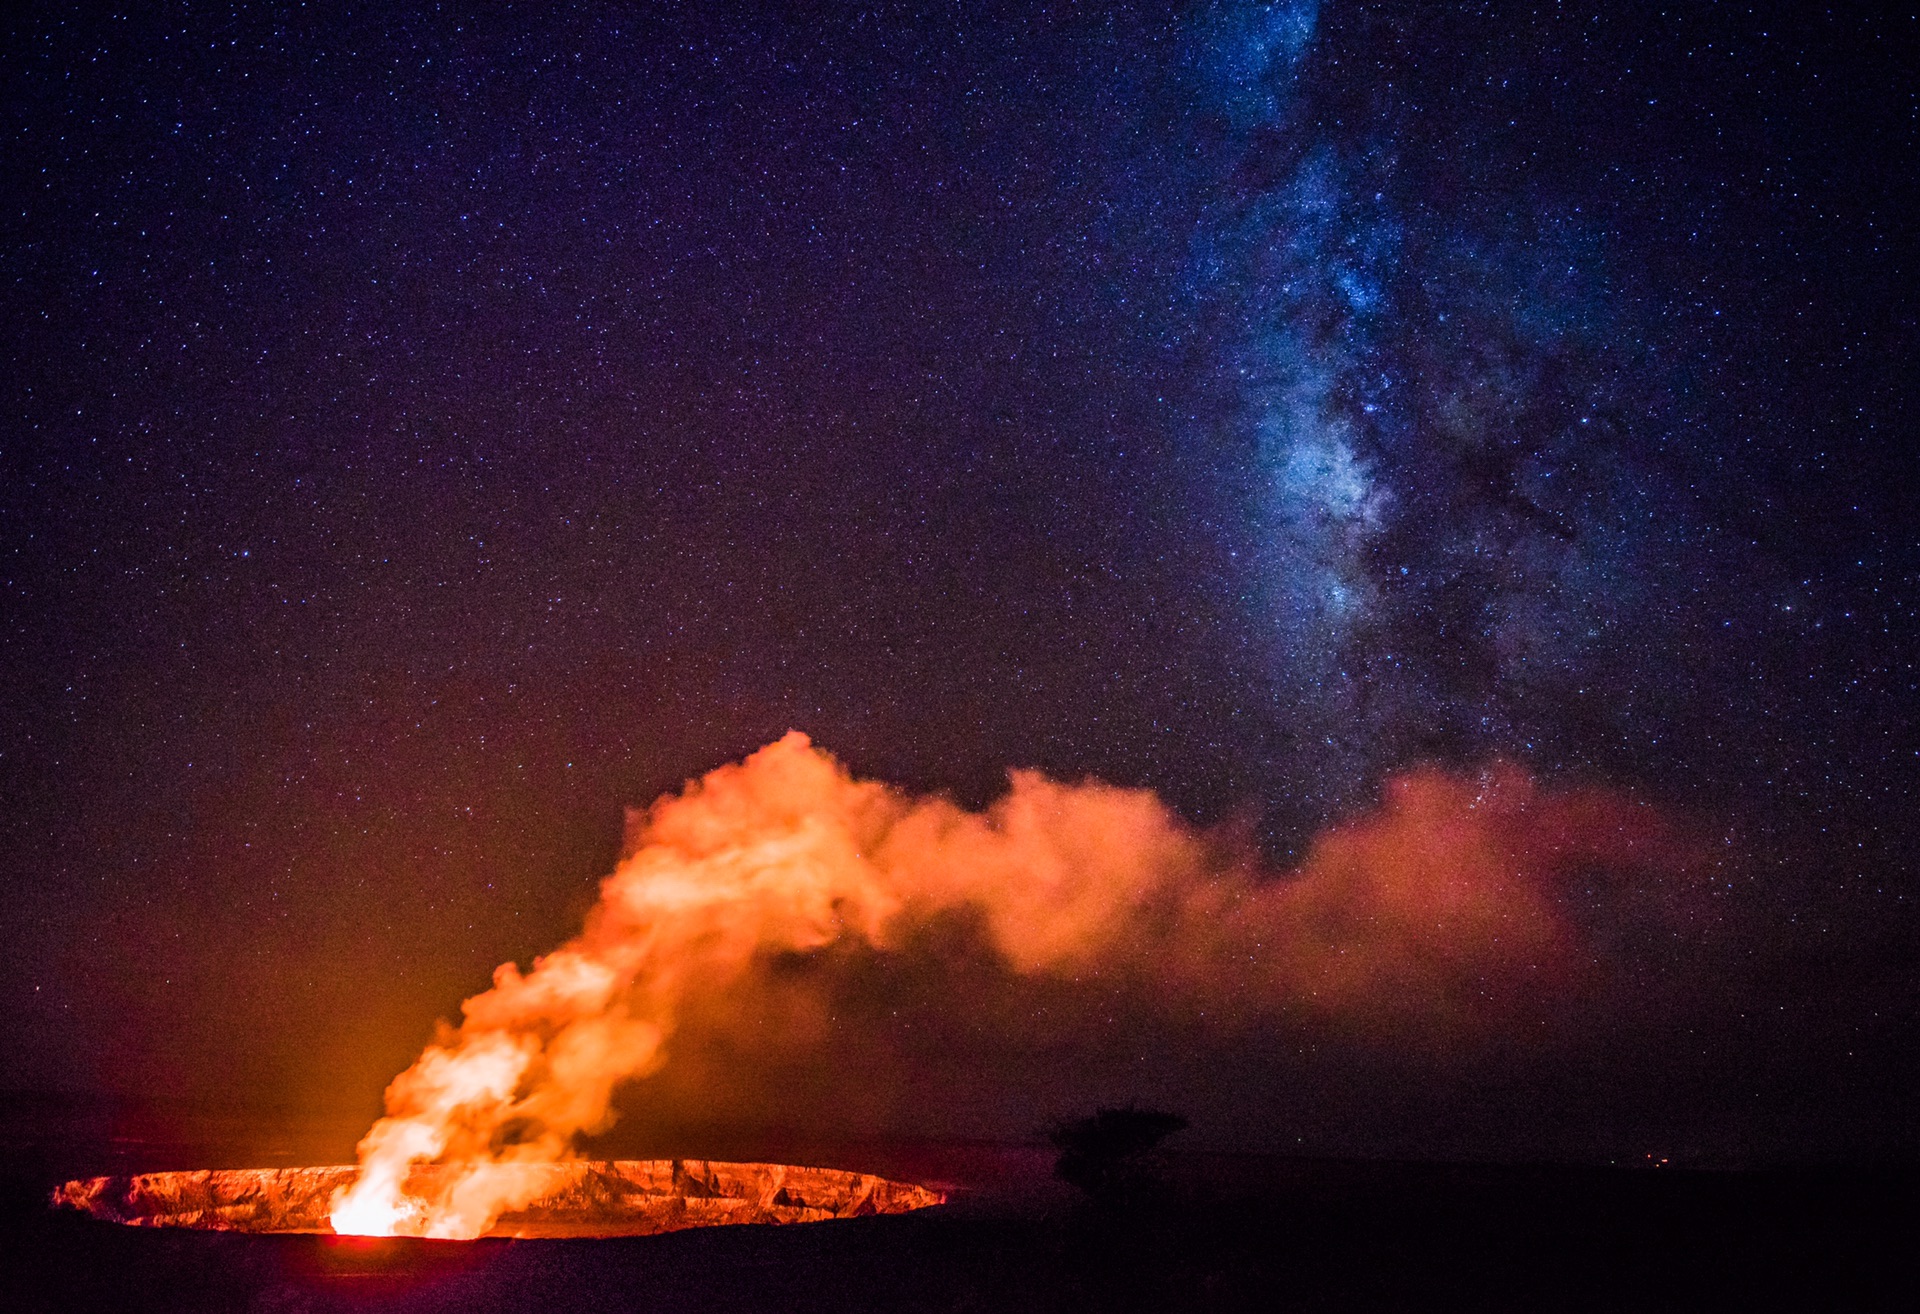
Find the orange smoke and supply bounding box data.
[331,733,1684,1237]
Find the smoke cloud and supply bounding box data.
[332,732,1688,1238]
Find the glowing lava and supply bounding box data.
[54,1160,944,1238]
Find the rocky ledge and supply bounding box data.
[52,1160,946,1237]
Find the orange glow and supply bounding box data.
[331,733,1684,1238]
[57,1161,943,1237]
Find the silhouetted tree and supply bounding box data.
[1050,1107,1188,1201]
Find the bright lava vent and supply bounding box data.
[53,1160,945,1238]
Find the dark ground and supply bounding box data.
[2,1101,1914,1312]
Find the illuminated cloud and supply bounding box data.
[335,733,1688,1237]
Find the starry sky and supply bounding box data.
[3,2,1916,1161]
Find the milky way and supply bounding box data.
[1167,2,1718,812]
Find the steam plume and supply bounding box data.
[332,732,1682,1237]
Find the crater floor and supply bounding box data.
[52,1159,946,1237]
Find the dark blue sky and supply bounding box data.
[3,2,1914,1158]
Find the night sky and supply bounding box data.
[4,2,1916,1164]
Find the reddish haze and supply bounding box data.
[333,733,1685,1237]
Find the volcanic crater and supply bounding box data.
[52,1159,946,1238]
